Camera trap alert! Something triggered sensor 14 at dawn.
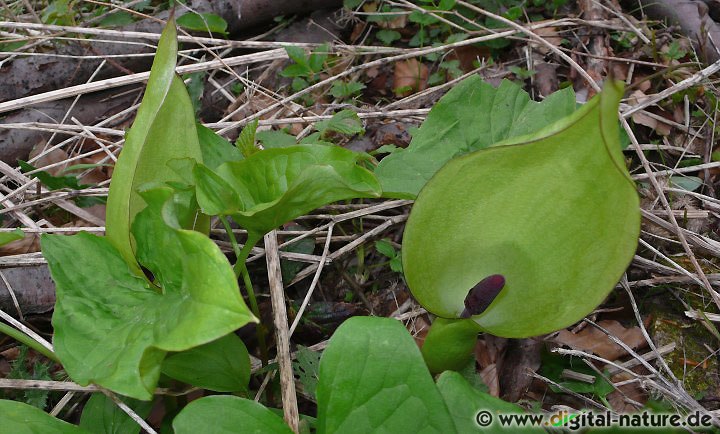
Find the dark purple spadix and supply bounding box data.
[460,274,505,318]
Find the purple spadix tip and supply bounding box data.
[460,274,505,318]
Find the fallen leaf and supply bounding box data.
[394,59,429,97]
[552,320,647,360]
[608,371,648,412]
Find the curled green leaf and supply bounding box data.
[402,81,640,338]
[194,144,381,238]
[42,188,256,400]
[106,18,202,271]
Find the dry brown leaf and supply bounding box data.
[532,27,563,54]
[394,59,429,97]
[0,233,40,256]
[608,371,648,412]
[629,90,671,135]
[480,363,500,397]
[552,320,647,360]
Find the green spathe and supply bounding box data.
[106,18,202,271]
[402,80,640,337]
[42,188,256,400]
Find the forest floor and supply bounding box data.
[1,0,720,432]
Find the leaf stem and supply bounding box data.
[0,321,59,363]
[219,216,268,365]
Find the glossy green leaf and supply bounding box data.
[375,77,576,198]
[176,12,228,34]
[42,188,256,400]
[402,81,640,338]
[172,396,293,434]
[106,19,202,270]
[436,371,543,433]
[0,399,89,433]
[161,332,250,392]
[196,124,244,170]
[79,394,153,434]
[193,164,242,216]
[316,316,455,434]
[19,160,89,190]
[194,145,381,238]
[0,228,24,246]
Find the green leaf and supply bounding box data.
[42,188,256,400]
[194,145,381,238]
[19,160,88,190]
[329,81,366,99]
[280,63,313,78]
[176,12,228,34]
[79,394,153,434]
[436,371,543,433]
[376,29,401,45]
[284,45,310,68]
[172,396,294,434]
[402,81,640,338]
[161,332,251,392]
[0,399,89,433]
[192,164,242,215]
[316,316,456,434]
[106,19,203,271]
[236,119,260,158]
[374,238,397,259]
[375,77,577,198]
[308,44,329,73]
[0,228,24,247]
[540,350,614,398]
[98,11,135,27]
[196,124,244,170]
[256,130,298,148]
[281,226,315,284]
[293,345,321,399]
[315,110,364,137]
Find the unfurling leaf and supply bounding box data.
[402,81,640,338]
[106,19,203,272]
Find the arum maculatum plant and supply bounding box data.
[0,15,641,434]
[398,79,641,373]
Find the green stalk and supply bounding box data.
[0,321,59,363]
[219,216,268,365]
